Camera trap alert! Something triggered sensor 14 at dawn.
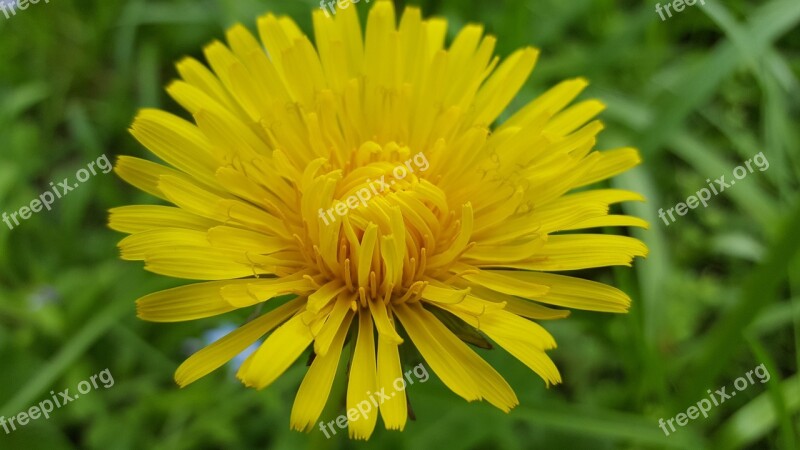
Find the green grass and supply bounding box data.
[0,0,798,448]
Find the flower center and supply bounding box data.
[295,151,473,308]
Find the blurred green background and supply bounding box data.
[0,0,798,448]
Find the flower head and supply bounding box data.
[111,0,647,440]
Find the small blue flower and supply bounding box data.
[28,286,60,310]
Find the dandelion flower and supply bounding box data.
[111,0,647,440]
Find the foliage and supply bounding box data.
[0,0,798,448]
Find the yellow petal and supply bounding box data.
[486,270,633,312]
[143,245,275,280]
[367,298,403,344]
[130,109,221,188]
[376,318,407,430]
[420,283,470,305]
[119,228,209,261]
[490,235,648,271]
[500,77,589,131]
[357,223,378,286]
[460,267,549,299]
[466,284,570,320]
[315,291,357,356]
[136,280,254,322]
[392,303,479,401]
[544,100,605,136]
[575,147,642,187]
[427,203,473,268]
[207,226,292,254]
[563,214,650,231]
[175,296,304,386]
[472,47,539,126]
[220,275,316,307]
[115,156,184,201]
[396,302,518,411]
[175,56,244,118]
[237,312,315,389]
[158,174,231,222]
[109,205,217,234]
[291,309,353,432]
[444,306,561,386]
[347,310,379,440]
[307,279,347,313]
[485,330,561,386]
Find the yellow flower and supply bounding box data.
[110,0,647,440]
